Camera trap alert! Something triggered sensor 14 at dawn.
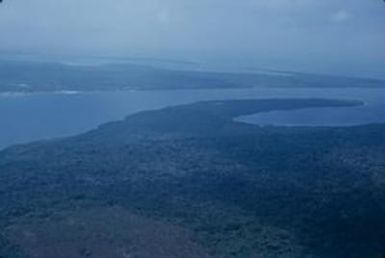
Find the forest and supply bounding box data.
[0,98,384,258]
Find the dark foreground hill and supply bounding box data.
[0,98,384,258]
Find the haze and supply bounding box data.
[0,0,384,77]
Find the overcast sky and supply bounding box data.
[0,0,384,77]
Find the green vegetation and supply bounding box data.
[0,98,384,258]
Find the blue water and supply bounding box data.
[1,88,385,150]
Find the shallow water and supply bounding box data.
[1,88,385,149]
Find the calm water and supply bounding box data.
[1,88,385,150]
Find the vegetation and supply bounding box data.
[0,60,384,93]
[0,98,384,258]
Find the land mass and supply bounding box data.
[0,98,385,258]
[0,59,384,93]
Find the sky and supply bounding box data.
[0,0,384,77]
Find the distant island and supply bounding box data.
[2,98,385,258]
[0,59,384,93]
